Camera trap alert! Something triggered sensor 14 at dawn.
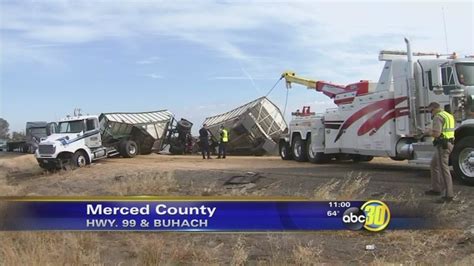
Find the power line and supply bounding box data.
[442,7,449,54]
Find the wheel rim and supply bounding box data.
[308,146,316,159]
[129,145,137,155]
[294,142,301,157]
[281,146,287,157]
[77,155,86,167]
[459,148,474,178]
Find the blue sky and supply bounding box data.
[0,0,472,134]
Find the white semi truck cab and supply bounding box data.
[36,110,175,170]
[279,39,474,185]
[36,115,112,170]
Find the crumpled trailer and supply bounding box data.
[36,110,191,170]
[99,110,174,156]
[203,97,287,155]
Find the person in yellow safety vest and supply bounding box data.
[424,102,455,203]
[218,125,229,159]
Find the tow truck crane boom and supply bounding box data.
[281,71,372,101]
[278,39,474,186]
[281,71,317,90]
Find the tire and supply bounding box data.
[351,154,374,162]
[279,141,292,160]
[177,119,193,131]
[452,136,474,186]
[71,150,88,169]
[390,156,405,161]
[120,140,139,158]
[334,154,350,161]
[140,145,153,155]
[291,135,307,162]
[39,162,58,171]
[170,144,184,155]
[306,136,329,164]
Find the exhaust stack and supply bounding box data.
[405,38,419,135]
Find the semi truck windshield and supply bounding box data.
[29,128,47,136]
[58,120,83,133]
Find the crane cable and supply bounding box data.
[265,76,283,97]
[282,86,289,117]
[263,76,290,117]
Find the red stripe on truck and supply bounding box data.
[334,97,408,142]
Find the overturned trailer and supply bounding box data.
[99,110,174,156]
[203,97,287,155]
[36,110,192,169]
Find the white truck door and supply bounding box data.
[84,118,101,148]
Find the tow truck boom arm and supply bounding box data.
[281,71,317,90]
[281,71,352,99]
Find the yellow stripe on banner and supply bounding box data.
[0,196,310,202]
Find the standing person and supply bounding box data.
[424,102,455,203]
[199,124,211,159]
[217,125,229,159]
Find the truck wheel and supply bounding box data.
[120,140,138,158]
[170,144,184,155]
[351,155,374,162]
[177,119,193,131]
[306,137,329,163]
[292,135,307,162]
[140,145,153,155]
[39,161,59,171]
[452,136,474,186]
[390,156,405,161]
[279,141,292,160]
[71,151,88,169]
[360,155,373,162]
[334,154,350,161]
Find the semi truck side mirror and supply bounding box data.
[432,85,444,95]
[427,67,443,95]
[468,95,474,112]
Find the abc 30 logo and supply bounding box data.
[342,200,390,231]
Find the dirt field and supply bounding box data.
[1,152,474,265]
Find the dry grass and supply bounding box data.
[1,155,473,265]
[231,235,249,265]
[125,233,225,265]
[0,154,40,173]
[435,192,470,224]
[0,232,229,265]
[0,232,102,265]
[313,171,371,200]
[2,230,469,265]
[368,230,468,264]
[291,240,323,265]
[109,170,178,196]
[454,253,474,265]
[0,178,21,196]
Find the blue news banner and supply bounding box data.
[0,198,428,231]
